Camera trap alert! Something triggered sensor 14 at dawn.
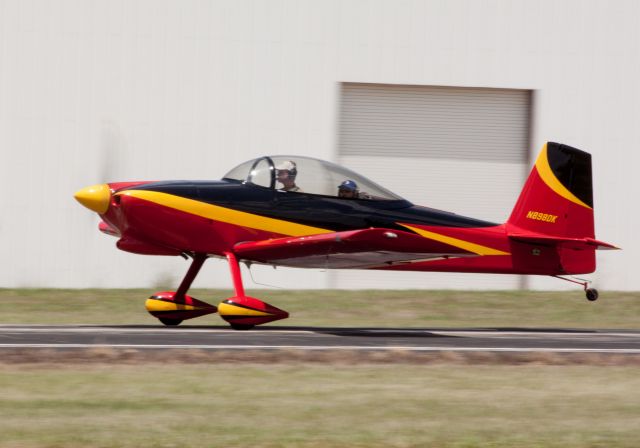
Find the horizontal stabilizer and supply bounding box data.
[510,234,619,251]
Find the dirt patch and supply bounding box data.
[1,347,638,366]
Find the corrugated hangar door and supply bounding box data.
[330,83,532,289]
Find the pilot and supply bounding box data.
[338,180,370,199]
[276,160,300,192]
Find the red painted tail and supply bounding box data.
[508,142,594,238]
[507,142,598,274]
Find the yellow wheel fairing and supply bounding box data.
[145,293,218,322]
[399,224,510,256]
[535,143,592,210]
[118,190,333,237]
[218,301,273,318]
[145,298,205,313]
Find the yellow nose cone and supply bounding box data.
[74,184,111,214]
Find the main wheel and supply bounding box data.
[230,323,255,331]
[586,288,599,302]
[159,318,183,326]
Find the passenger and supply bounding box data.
[276,160,301,192]
[338,180,371,199]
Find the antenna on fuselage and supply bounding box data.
[245,262,286,289]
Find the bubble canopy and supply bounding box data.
[223,155,404,201]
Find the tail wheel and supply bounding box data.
[159,318,183,326]
[586,288,599,302]
[553,277,600,302]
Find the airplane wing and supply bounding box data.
[233,228,474,269]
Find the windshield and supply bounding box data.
[223,155,403,201]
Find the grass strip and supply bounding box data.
[1,347,640,366]
[0,363,639,448]
[1,288,640,328]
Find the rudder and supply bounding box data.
[508,142,594,239]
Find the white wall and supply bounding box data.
[0,0,636,290]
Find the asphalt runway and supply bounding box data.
[1,325,639,353]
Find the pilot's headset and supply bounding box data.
[277,160,297,178]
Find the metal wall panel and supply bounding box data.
[1,1,634,290]
[339,84,530,162]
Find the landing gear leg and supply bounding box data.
[552,275,599,301]
[175,253,207,302]
[145,253,218,325]
[217,252,289,329]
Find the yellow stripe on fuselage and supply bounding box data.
[535,143,592,210]
[400,224,510,256]
[118,190,333,237]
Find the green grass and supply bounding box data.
[1,288,639,328]
[0,364,639,448]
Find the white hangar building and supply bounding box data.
[0,1,635,291]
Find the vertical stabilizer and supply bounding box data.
[508,142,594,239]
[507,142,596,274]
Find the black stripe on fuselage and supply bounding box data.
[128,180,498,231]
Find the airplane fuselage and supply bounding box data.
[97,179,572,276]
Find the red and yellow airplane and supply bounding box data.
[75,142,618,329]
